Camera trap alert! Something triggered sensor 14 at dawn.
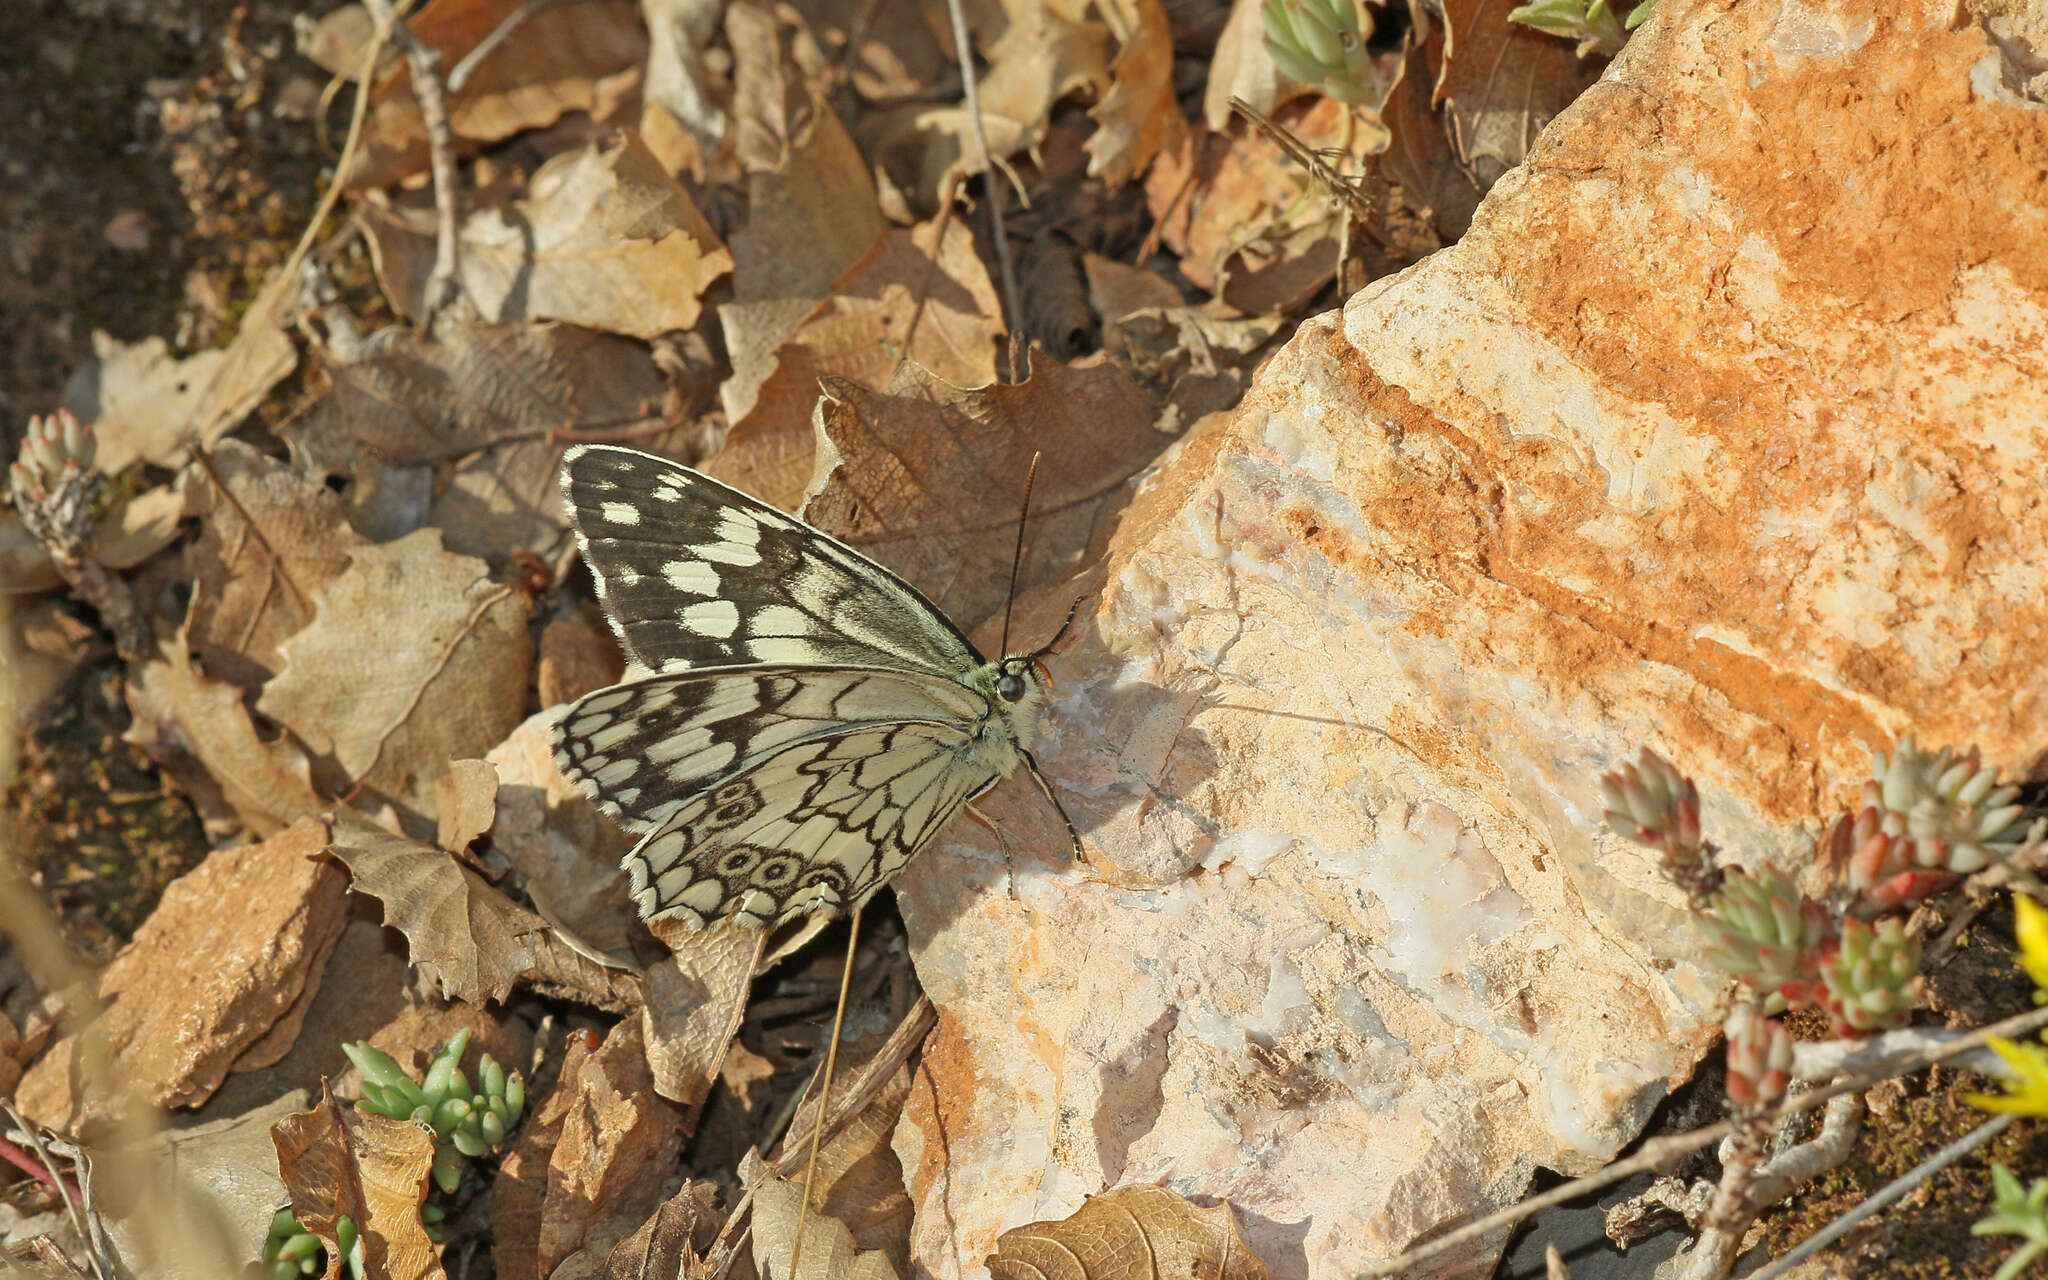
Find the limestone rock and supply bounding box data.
[893,0,2048,1276]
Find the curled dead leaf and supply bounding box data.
[181,440,368,690]
[272,1092,445,1280]
[281,320,668,557]
[122,634,326,840]
[1085,0,1187,186]
[803,353,1165,633]
[639,919,763,1108]
[492,1019,687,1280]
[604,1181,725,1278]
[719,104,887,430]
[752,1175,900,1280]
[346,0,648,191]
[362,133,732,339]
[255,528,532,834]
[985,1185,1270,1280]
[705,215,1004,510]
[326,812,642,1011]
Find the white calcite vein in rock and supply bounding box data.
[893,0,2048,1276]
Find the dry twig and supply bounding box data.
[940,0,1023,377]
[362,0,464,330]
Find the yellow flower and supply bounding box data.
[2017,894,2048,997]
[1966,1036,2048,1116]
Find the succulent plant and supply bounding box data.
[344,1028,525,1193]
[1261,0,1377,103]
[1723,1006,1793,1110]
[1817,916,1922,1037]
[1508,0,1659,56]
[1601,748,1719,901]
[262,1209,360,1280]
[1973,1162,2048,1280]
[9,409,101,555]
[1698,865,1833,992]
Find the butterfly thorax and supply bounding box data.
[961,655,1050,771]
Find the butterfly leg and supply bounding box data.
[963,803,1020,901]
[1019,749,1085,863]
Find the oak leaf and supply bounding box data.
[803,353,1164,633]
[256,528,532,834]
[272,1093,444,1280]
[985,1185,1269,1280]
[326,811,642,1011]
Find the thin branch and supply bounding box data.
[1359,1002,2048,1277]
[1684,1095,1863,1280]
[940,0,1022,375]
[446,0,556,93]
[363,0,464,330]
[1746,1111,2015,1280]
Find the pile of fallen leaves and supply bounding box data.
[0,0,1612,1275]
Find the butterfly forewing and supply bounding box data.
[621,723,1001,927]
[553,665,989,836]
[552,445,1052,929]
[563,444,981,676]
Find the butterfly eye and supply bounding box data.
[996,671,1027,702]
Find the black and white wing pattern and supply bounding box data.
[619,719,1004,927]
[550,445,1060,930]
[562,444,982,676]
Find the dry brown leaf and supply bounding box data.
[704,215,1004,510]
[642,0,728,155]
[719,104,886,429]
[726,0,808,173]
[1200,0,1315,129]
[1377,22,1481,246]
[638,919,762,1107]
[60,325,294,475]
[122,642,324,838]
[14,818,348,1130]
[95,1090,310,1279]
[1143,96,1386,306]
[786,0,948,104]
[493,1020,687,1280]
[1086,0,1187,186]
[485,707,638,959]
[538,613,626,708]
[803,354,1163,633]
[778,1052,916,1272]
[1099,299,1284,430]
[362,132,732,339]
[326,811,642,1011]
[256,528,531,831]
[346,0,648,191]
[985,1185,1270,1280]
[181,440,368,691]
[752,1176,899,1280]
[1435,0,1601,193]
[435,757,500,853]
[604,1181,724,1279]
[273,1094,445,1280]
[282,321,668,557]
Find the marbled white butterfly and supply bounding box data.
[551,444,1075,929]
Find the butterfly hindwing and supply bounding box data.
[553,664,989,837]
[562,444,981,676]
[622,723,1001,927]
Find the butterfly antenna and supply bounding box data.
[998,451,1043,658]
[790,901,862,1280]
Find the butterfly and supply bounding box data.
[550,444,1078,929]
